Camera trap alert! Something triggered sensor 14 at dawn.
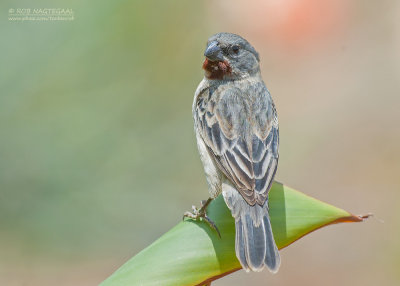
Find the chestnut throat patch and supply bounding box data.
[203,58,232,80]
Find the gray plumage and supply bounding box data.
[193,32,280,272]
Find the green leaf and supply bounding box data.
[100,182,365,286]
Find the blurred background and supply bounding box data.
[1,0,399,285]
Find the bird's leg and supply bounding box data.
[183,198,221,238]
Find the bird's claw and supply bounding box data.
[202,214,221,238]
[183,198,221,238]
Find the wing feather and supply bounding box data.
[195,84,278,206]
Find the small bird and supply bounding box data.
[184,32,280,273]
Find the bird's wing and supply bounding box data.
[195,84,279,206]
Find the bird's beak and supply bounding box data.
[204,41,224,62]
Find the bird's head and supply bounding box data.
[202,32,260,81]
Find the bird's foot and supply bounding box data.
[183,198,221,238]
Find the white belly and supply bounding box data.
[195,133,223,198]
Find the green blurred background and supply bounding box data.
[1,0,399,285]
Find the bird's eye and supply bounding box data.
[231,45,240,55]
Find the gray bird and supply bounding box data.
[185,32,280,273]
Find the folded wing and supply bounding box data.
[195,84,279,206]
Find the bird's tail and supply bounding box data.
[223,183,280,273]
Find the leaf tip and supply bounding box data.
[333,213,373,224]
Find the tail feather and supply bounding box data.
[242,214,266,271]
[235,220,249,271]
[263,215,280,272]
[223,182,281,273]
